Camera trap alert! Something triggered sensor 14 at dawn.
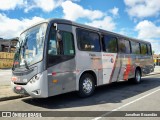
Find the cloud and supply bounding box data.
[62,1,116,31]
[109,7,119,16]
[124,0,160,18]
[135,20,160,54]
[24,0,64,13]
[24,0,80,13]
[118,28,135,37]
[0,0,80,13]
[135,20,160,39]
[0,0,25,10]
[85,16,116,31]
[0,0,62,12]
[0,14,44,39]
[61,1,104,21]
[61,2,117,31]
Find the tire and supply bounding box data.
[129,69,141,84]
[78,73,95,97]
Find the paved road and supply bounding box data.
[0,74,160,120]
[0,69,12,86]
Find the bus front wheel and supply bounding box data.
[78,73,95,97]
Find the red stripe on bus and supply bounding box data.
[123,57,131,80]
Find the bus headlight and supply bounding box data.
[29,73,42,84]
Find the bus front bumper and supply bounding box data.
[11,71,48,98]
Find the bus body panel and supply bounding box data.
[140,55,154,75]
[117,54,132,81]
[75,51,102,85]
[47,59,76,96]
[101,53,119,84]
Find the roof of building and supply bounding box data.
[153,54,160,58]
[0,37,18,46]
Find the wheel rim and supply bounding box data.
[136,71,141,82]
[82,78,93,94]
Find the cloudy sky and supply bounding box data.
[0,0,160,54]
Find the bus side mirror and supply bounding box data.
[56,30,62,42]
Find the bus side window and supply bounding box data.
[147,44,152,55]
[48,29,75,56]
[140,43,148,55]
[77,29,101,52]
[103,35,118,53]
[48,40,57,55]
[48,29,57,55]
[118,38,131,54]
[131,41,140,54]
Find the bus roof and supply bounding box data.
[22,18,151,44]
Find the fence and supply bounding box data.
[0,52,15,68]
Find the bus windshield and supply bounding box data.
[13,23,47,69]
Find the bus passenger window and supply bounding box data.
[131,41,140,54]
[140,43,148,55]
[118,39,131,54]
[77,29,100,52]
[147,44,152,55]
[103,35,117,53]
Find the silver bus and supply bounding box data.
[11,19,154,98]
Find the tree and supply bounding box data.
[152,50,155,55]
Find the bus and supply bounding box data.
[11,18,154,98]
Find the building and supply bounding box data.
[0,38,18,53]
[0,38,18,68]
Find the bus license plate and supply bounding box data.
[16,86,22,90]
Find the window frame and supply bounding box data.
[130,41,141,55]
[147,44,152,55]
[60,30,75,56]
[102,34,118,53]
[140,43,148,55]
[118,38,131,54]
[47,28,75,56]
[76,28,101,52]
[46,26,76,68]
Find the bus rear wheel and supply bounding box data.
[129,69,141,84]
[78,73,95,97]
